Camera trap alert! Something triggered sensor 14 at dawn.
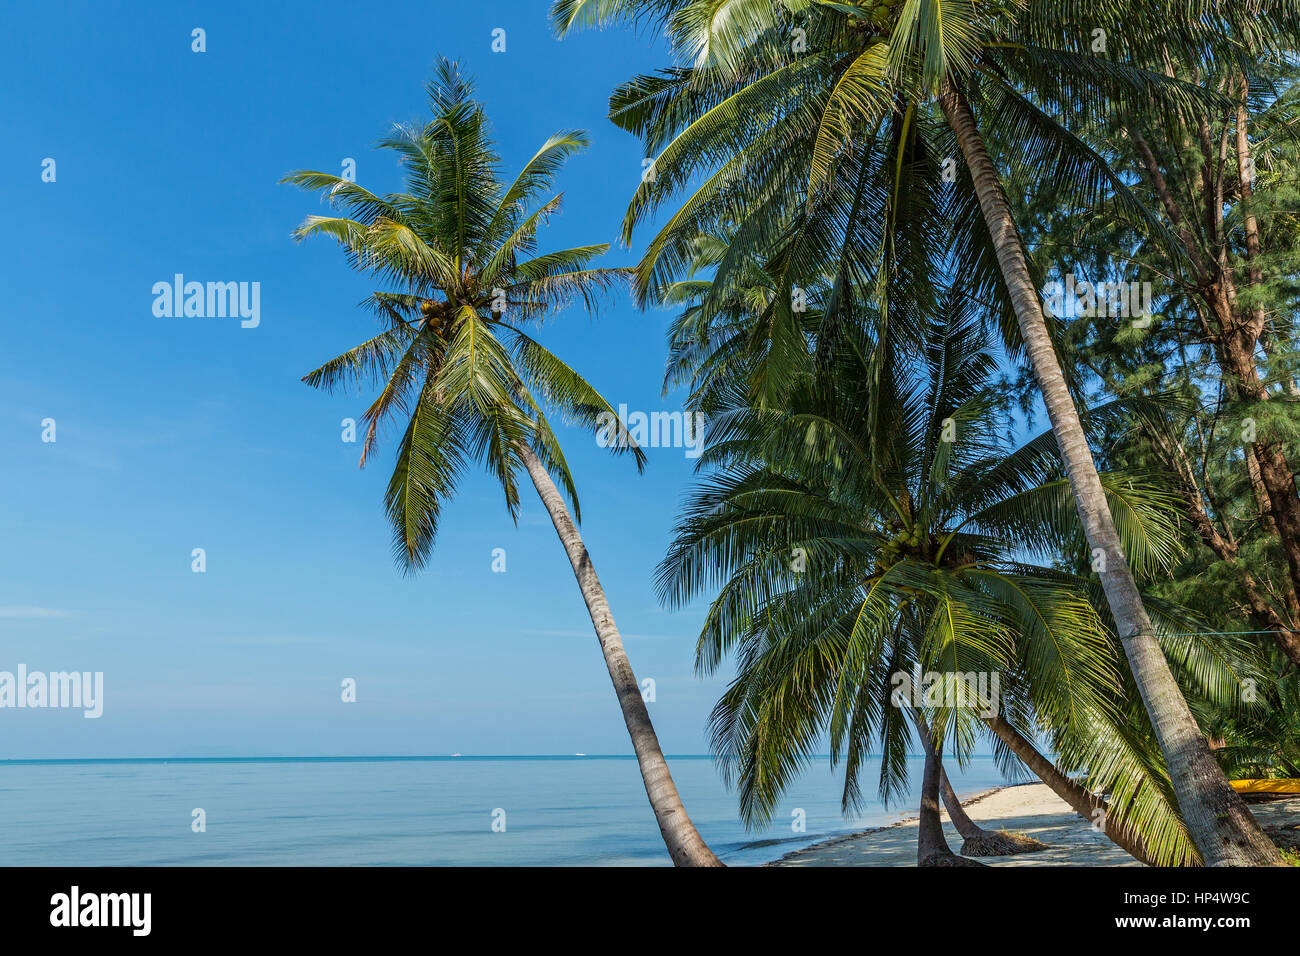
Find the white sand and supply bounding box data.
[772,782,1300,866]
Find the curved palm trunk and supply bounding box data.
[937,765,985,840]
[909,709,985,866]
[938,763,1048,855]
[983,714,1160,865]
[517,442,723,867]
[941,85,1281,866]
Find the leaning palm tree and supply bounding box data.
[282,60,721,866]
[554,0,1296,865]
[659,291,1234,866]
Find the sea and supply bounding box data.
[0,755,1014,866]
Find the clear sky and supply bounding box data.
[1,0,747,757]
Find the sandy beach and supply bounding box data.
[773,782,1300,866]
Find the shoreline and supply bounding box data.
[764,782,1024,866]
[769,781,1300,866]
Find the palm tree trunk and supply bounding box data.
[909,708,985,866]
[936,763,1049,855]
[516,442,723,866]
[983,714,1161,865]
[908,705,984,844]
[937,765,986,842]
[917,746,956,864]
[912,707,1045,856]
[939,85,1281,866]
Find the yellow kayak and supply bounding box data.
[1231,778,1300,794]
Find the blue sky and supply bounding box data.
[1,0,750,757]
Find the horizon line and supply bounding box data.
[0,752,980,764]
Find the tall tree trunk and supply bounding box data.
[1137,117,1300,619]
[1219,336,1300,618]
[911,709,985,866]
[1235,74,1269,340]
[517,442,723,866]
[940,85,1282,866]
[1152,425,1300,662]
[917,748,956,865]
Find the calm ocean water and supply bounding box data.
[0,755,1014,866]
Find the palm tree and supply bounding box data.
[657,288,1228,865]
[282,60,721,866]
[553,0,1294,865]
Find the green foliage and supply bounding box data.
[1205,657,1300,779]
[657,281,1214,863]
[284,59,641,569]
[557,0,1300,861]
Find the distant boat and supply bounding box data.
[450,753,462,757]
[574,753,586,757]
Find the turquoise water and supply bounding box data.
[0,755,1015,866]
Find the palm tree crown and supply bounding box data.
[284,58,641,567]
